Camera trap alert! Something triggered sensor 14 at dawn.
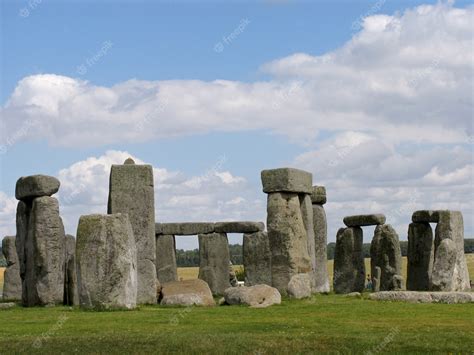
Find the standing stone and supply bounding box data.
[198,233,231,295]
[334,227,365,294]
[431,211,470,291]
[407,222,434,291]
[64,235,79,306]
[108,159,157,304]
[243,231,271,286]
[1,236,22,301]
[370,224,403,291]
[15,200,29,302]
[300,194,317,291]
[76,214,137,310]
[312,204,330,293]
[372,266,381,292]
[155,234,178,284]
[266,192,311,296]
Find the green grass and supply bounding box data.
[0,295,473,354]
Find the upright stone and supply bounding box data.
[1,236,22,301]
[312,204,330,293]
[155,234,178,284]
[300,194,317,291]
[64,235,79,306]
[15,201,29,305]
[198,233,231,295]
[76,214,137,310]
[407,222,434,291]
[108,159,157,304]
[334,227,365,294]
[370,224,403,291]
[431,211,470,291]
[243,231,272,286]
[372,266,381,292]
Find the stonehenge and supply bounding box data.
[64,234,79,306]
[2,236,22,301]
[242,231,272,286]
[155,234,178,284]
[311,186,330,293]
[198,233,231,295]
[407,222,434,290]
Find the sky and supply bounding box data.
[0,0,473,250]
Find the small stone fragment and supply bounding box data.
[310,186,326,205]
[160,279,215,306]
[224,284,281,308]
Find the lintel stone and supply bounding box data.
[343,214,386,227]
[261,168,312,194]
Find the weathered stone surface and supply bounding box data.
[310,186,326,205]
[373,266,381,292]
[345,292,362,298]
[412,210,439,223]
[369,291,474,304]
[198,233,231,295]
[261,168,312,194]
[266,192,311,296]
[64,235,78,306]
[312,204,330,293]
[108,161,156,304]
[431,211,470,291]
[243,232,272,286]
[370,224,403,291]
[160,279,214,306]
[160,223,215,236]
[1,236,22,301]
[334,227,365,294]
[343,214,386,227]
[224,284,281,308]
[156,234,178,284]
[287,273,312,299]
[300,194,316,291]
[18,197,66,306]
[0,303,16,310]
[407,222,434,291]
[76,214,137,310]
[214,221,264,234]
[15,175,60,201]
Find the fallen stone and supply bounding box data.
[261,168,312,194]
[64,235,79,306]
[160,223,215,236]
[0,303,16,310]
[224,285,281,308]
[243,232,272,286]
[287,273,312,299]
[312,204,330,293]
[300,194,316,291]
[156,234,178,284]
[15,175,60,201]
[214,221,265,234]
[310,186,326,205]
[198,233,231,295]
[343,214,386,227]
[345,292,362,298]
[76,214,137,310]
[160,279,215,306]
[108,160,157,304]
[407,222,434,291]
[1,236,22,301]
[369,291,474,304]
[412,210,439,223]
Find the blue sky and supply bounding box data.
[1,0,473,249]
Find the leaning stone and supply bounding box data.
[287,273,312,299]
[76,214,138,310]
[407,222,434,291]
[1,236,22,301]
[261,168,312,194]
[412,210,439,223]
[0,303,16,310]
[15,175,60,201]
[198,233,231,295]
[156,234,178,284]
[64,235,79,306]
[334,227,365,294]
[300,194,316,291]
[430,239,456,291]
[108,161,156,304]
[310,186,326,205]
[266,192,312,296]
[343,214,386,227]
[243,232,272,286]
[312,204,330,293]
[214,221,265,234]
[224,284,281,308]
[161,223,215,236]
[160,279,215,306]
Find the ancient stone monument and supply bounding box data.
[1,236,22,301]
[64,234,79,306]
[108,158,157,304]
[311,186,330,293]
[243,231,271,286]
[15,175,66,306]
[155,233,178,284]
[407,218,434,291]
[76,214,137,310]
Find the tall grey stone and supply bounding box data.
[334,227,365,294]
[243,231,271,286]
[431,211,470,291]
[407,222,434,291]
[198,233,231,295]
[64,235,79,306]
[300,194,316,291]
[155,234,178,284]
[1,236,22,301]
[76,214,137,310]
[266,192,311,296]
[108,159,157,304]
[312,204,330,293]
[370,224,403,291]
